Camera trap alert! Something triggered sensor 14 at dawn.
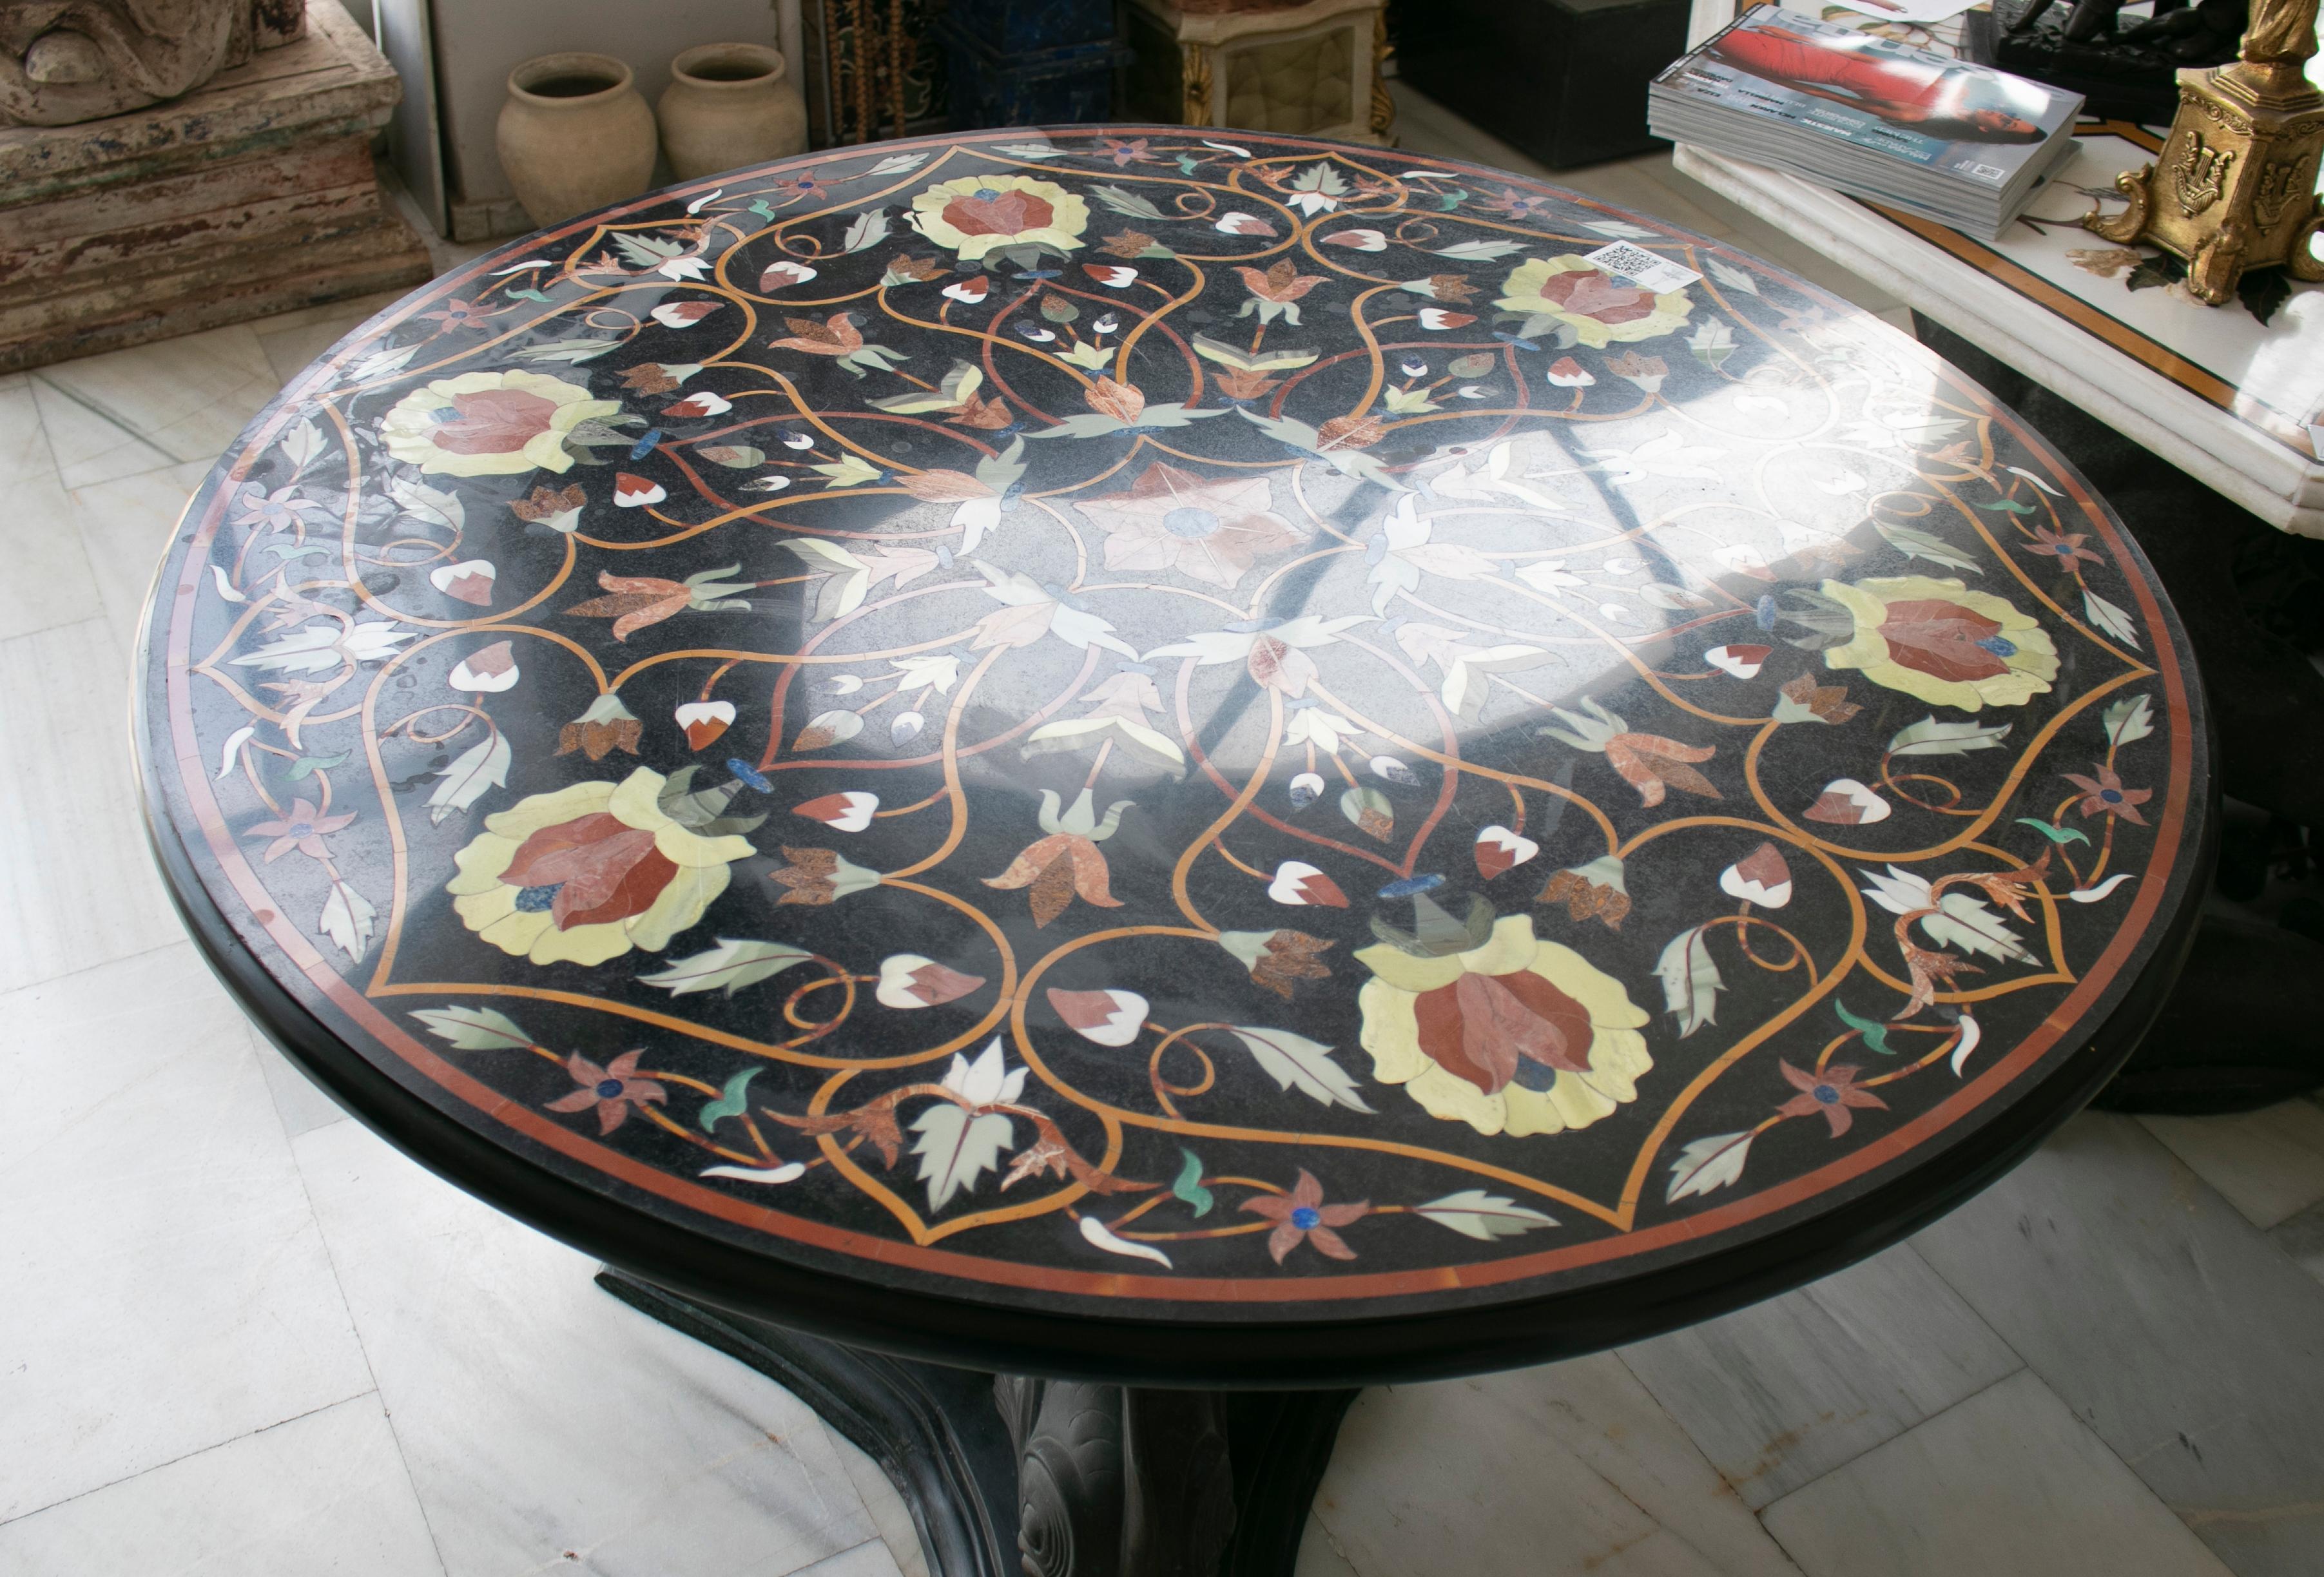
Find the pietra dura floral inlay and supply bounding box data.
[140,128,2203,1318]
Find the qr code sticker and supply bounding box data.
[1587,242,1663,276]
[1581,240,1702,294]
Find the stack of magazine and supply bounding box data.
[1651,6,2083,240]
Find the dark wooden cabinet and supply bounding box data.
[1392,0,1690,167]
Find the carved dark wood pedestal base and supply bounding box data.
[597,1271,1358,1577]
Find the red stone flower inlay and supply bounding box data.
[1240,1170,1369,1263]
[942,188,1054,237]
[2062,764,2153,825]
[1536,269,1660,326]
[1777,1061,1888,1137]
[431,388,559,455]
[1413,970,1594,1096]
[1876,598,2011,682]
[545,1049,667,1134]
[983,833,1120,927]
[499,812,679,931]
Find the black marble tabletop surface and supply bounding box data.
[134,128,2208,1366]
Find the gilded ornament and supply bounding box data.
[2082,0,2324,301]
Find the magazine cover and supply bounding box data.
[1657,6,2080,186]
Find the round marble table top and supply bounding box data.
[137,127,2209,1375]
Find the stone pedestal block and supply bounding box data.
[0,0,432,374]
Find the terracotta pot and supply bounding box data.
[655,42,808,180]
[496,52,658,227]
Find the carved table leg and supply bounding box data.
[597,1270,1356,1577]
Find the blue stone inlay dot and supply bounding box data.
[1512,1059,1562,1092]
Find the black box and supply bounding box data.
[936,23,1126,128]
[1393,0,1692,169]
[941,0,1118,55]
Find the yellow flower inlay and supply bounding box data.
[1820,575,2058,712]
[910,174,1090,262]
[447,768,754,967]
[1494,255,1692,349]
[381,370,619,479]
[1356,914,1652,1136]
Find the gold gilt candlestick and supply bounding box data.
[2082,0,2324,304]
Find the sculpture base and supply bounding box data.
[596,1269,1358,1577]
[2078,60,2324,305]
[0,0,432,374]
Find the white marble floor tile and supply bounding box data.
[0,942,374,1522]
[2268,1195,2324,1289]
[293,1118,878,1577]
[251,1029,353,1142]
[0,617,199,994]
[788,1540,908,1577]
[827,1433,931,1577]
[64,457,211,660]
[0,372,61,488]
[1761,1370,2234,1577]
[0,467,106,644]
[1912,1112,2324,1576]
[2138,1100,2324,1230]
[0,1395,443,1576]
[1311,1353,1803,1577]
[32,324,280,488]
[1618,1240,2022,1509]
[0,377,108,646]
[29,372,184,490]
[1293,1513,1362,1577]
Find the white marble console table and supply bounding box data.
[1672,3,2324,537]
